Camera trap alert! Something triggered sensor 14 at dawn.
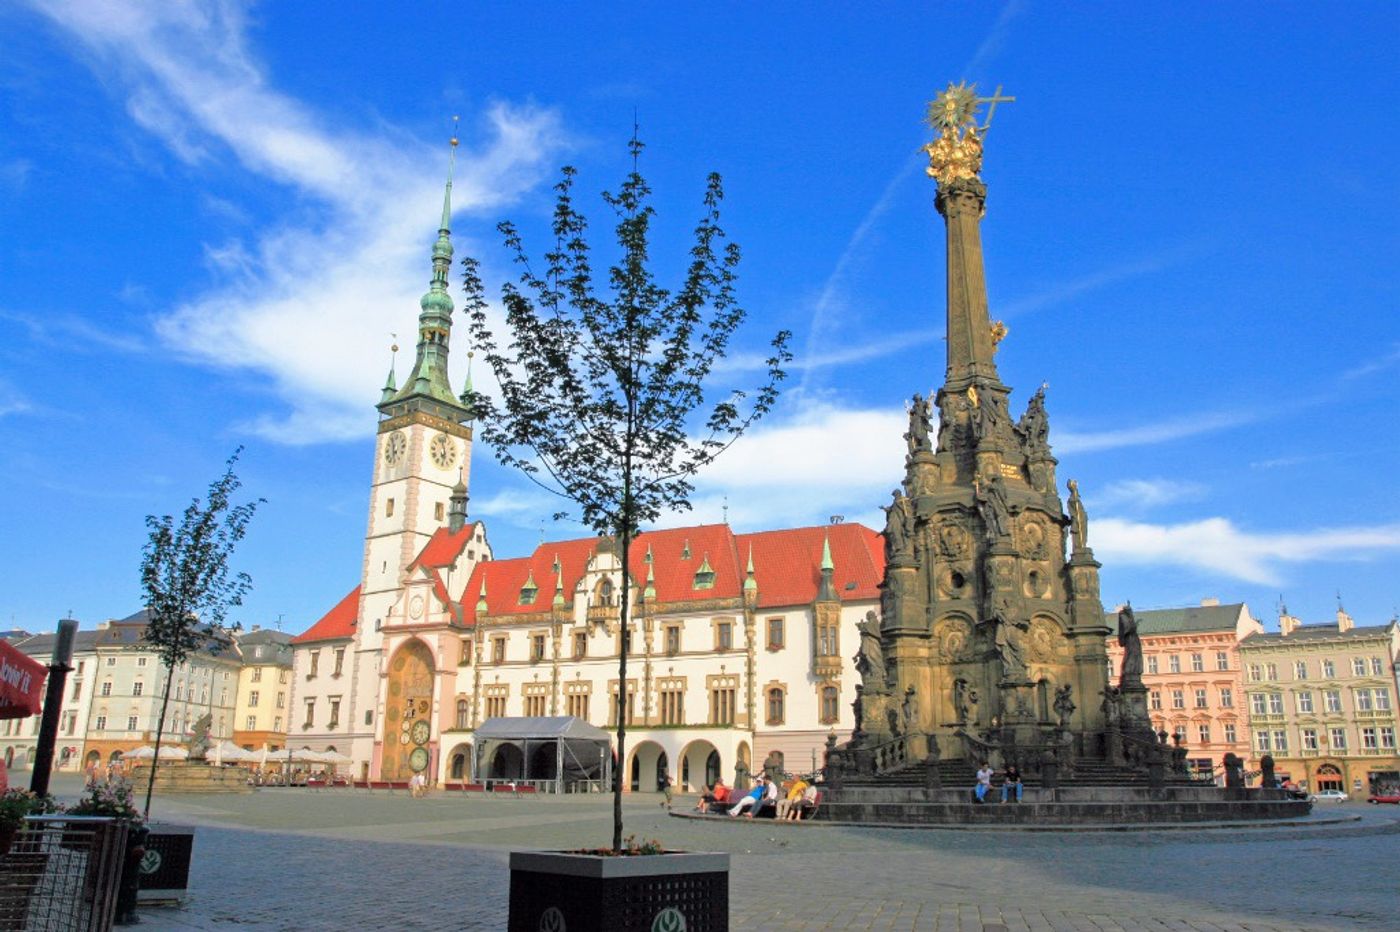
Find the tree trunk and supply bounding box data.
[143,661,177,819]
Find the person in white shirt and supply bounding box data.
[974,763,994,804]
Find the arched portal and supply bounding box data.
[679,740,721,792]
[109,750,123,764]
[529,743,558,782]
[1315,763,1343,792]
[735,741,752,792]
[626,740,666,793]
[85,750,101,770]
[489,744,525,780]
[383,639,435,781]
[446,742,472,781]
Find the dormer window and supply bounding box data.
[693,555,715,590]
[599,579,614,607]
[519,573,539,606]
[682,540,691,560]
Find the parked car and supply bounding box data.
[1309,789,1348,802]
[1366,791,1400,805]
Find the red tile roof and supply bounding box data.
[463,522,884,616]
[409,522,486,572]
[293,586,359,643]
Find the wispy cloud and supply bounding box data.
[0,385,34,418]
[0,308,147,355]
[27,0,565,444]
[1341,341,1400,381]
[1096,516,1400,586]
[715,329,938,374]
[997,245,1202,319]
[964,0,1027,79]
[1057,410,1254,454]
[1092,478,1205,512]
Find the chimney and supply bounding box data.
[1336,606,1354,633]
[1200,597,1220,607]
[1278,610,1301,637]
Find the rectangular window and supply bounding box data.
[1329,727,1347,750]
[127,716,139,731]
[817,619,838,658]
[1191,653,1204,673]
[1302,728,1318,750]
[531,634,547,662]
[709,686,736,725]
[566,693,590,721]
[820,686,840,725]
[251,667,262,683]
[245,715,257,730]
[658,684,684,726]
[137,657,147,667]
[1219,687,1233,708]
[492,638,506,664]
[766,687,786,726]
[1267,693,1284,715]
[1265,663,1277,680]
[766,617,784,650]
[1194,688,1208,709]
[249,691,260,708]
[573,632,587,660]
[525,694,547,717]
[1381,727,1396,749]
[333,648,345,676]
[280,669,288,684]
[132,681,144,697]
[1356,689,1374,712]
[101,681,112,697]
[1249,664,1262,682]
[1171,689,1184,710]
[1297,691,1314,713]
[1224,722,1237,744]
[1146,655,1158,675]
[328,698,341,728]
[434,502,445,521]
[1295,660,1308,680]
[1216,651,1229,671]
[1149,691,1161,710]
[95,715,107,731]
[1376,688,1392,711]
[1198,724,1211,744]
[107,657,116,666]
[1352,657,1367,676]
[608,687,635,727]
[715,622,733,652]
[664,626,680,656]
[1360,726,1378,749]
[385,498,394,517]
[1324,690,1342,713]
[1168,655,1181,674]
[276,692,285,709]
[1250,693,1267,715]
[1272,729,1288,752]
[71,679,82,700]
[1322,659,1335,678]
[309,651,320,678]
[1372,657,1385,676]
[220,687,228,705]
[486,695,507,718]
[303,699,315,729]
[1255,731,1271,753]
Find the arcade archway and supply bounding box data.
[627,740,667,793]
[679,740,721,792]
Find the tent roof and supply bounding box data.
[473,716,611,742]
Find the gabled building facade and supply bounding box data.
[231,627,293,753]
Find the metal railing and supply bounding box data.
[0,815,127,932]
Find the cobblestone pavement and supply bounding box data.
[43,778,1397,931]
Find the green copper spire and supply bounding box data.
[380,338,399,404]
[743,545,757,593]
[816,534,838,601]
[553,558,566,609]
[821,534,834,571]
[378,123,473,424]
[644,561,657,600]
[475,578,488,615]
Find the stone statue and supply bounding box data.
[1117,604,1143,688]
[985,597,1029,681]
[974,476,1013,542]
[1066,479,1088,552]
[905,393,931,454]
[1101,686,1121,729]
[902,686,919,732]
[851,685,866,742]
[1053,684,1076,728]
[188,713,213,761]
[953,678,971,723]
[882,489,913,560]
[938,522,969,559]
[855,611,888,692]
[1260,754,1276,788]
[1016,386,1050,456]
[1223,752,1244,788]
[935,392,962,452]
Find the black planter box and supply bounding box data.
[508,850,729,932]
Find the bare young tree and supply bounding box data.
[139,448,262,817]
[463,138,791,851]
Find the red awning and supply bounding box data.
[0,640,46,719]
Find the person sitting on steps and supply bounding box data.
[974,762,994,804]
[1001,764,1023,803]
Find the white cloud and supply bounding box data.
[28,0,565,444]
[1092,478,1205,512]
[1056,410,1253,454]
[1341,342,1400,381]
[1096,516,1400,586]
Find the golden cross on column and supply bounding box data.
[977,85,1015,132]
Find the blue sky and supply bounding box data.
[2,2,1397,637]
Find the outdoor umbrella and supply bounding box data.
[124,745,189,760]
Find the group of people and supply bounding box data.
[974,762,1023,804]
[690,773,819,820]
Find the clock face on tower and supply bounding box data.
[408,747,430,772]
[384,431,407,466]
[411,720,430,745]
[429,433,456,469]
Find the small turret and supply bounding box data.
[447,472,468,532]
[816,534,838,602]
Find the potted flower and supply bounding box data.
[64,779,148,925]
[0,788,54,856]
[508,835,729,932]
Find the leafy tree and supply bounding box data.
[463,138,791,851]
[138,448,262,817]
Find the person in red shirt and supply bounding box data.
[694,777,730,813]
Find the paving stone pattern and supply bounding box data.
[55,779,1391,932]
